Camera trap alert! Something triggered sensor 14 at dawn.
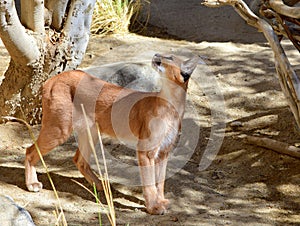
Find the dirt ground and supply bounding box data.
[1,2,300,226]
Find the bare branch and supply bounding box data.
[45,0,69,30]
[20,0,45,33]
[0,0,40,65]
[245,136,300,159]
[259,3,300,46]
[63,0,95,37]
[204,0,300,126]
[203,0,260,29]
[283,0,300,6]
[56,0,95,72]
[269,0,300,19]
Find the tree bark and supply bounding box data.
[0,0,96,124]
[269,0,300,19]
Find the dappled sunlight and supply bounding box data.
[277,184,300,198]
[1,33,299,225]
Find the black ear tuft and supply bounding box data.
[181,71,191,82]
[180,56,199,81]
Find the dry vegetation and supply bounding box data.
[0,0,300,225]
[91,0,142,35]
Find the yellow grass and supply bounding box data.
[91,0,141,35]
[2,116,67,226]
[80,104,116,225]
[3,107,116,225]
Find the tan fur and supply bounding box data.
[25,53,199,215]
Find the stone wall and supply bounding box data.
[136,0,265,43]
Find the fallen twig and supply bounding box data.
[245,135,300,159]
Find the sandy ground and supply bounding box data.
[1,1,300,225]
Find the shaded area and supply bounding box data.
[0,35,299,225]
[131,0,266,43]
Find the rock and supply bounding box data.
[83,62,160,92]
[230,121,243,128]
[211,170,225,180]
[194,177,208,184]
[0,195,35,226]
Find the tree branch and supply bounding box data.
[0,0,40,65]
[45,0,69,30]
[20,0,45,33]
[56,0,95,72]
[204,0,300,127]
[245,135,300,159]
[283,0,300,6]
[203,0,260,28]
[63,0,95,37]
[269,0,300,19]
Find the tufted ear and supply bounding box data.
[180,56,200,82]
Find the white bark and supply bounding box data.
[0,0,96,122]
[45,0,69,30]
[21,0,45,33]
[0,0,40,65]
[46,0,95,75]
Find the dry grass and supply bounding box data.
[2,116,68,226]
[91,0,141,35]
[3,105,116,226]
[80,104,116,225]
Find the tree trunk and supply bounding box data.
[0,0,96,124]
